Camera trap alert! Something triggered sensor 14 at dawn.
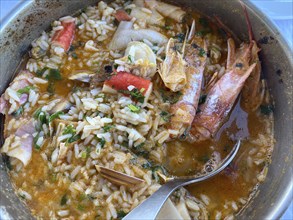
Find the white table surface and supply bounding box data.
[1,1,292,219]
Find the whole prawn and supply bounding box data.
[189,4,261,142]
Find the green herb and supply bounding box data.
[81,151,87,159]
[47,81,55,95]
[198,94,207,105]
[198,48,206,57]
[12,106,24,117]
[87,194,95,201]
[17,86,34,95]
[159,88,182,104]
[48,171,57,182]
[117,210,128,219]
[19,194,26,200]
[135,150,149,158]
[164,25,172,30]
[33,133,41,150]
[199,17,209,27]
[99,137,106,148]
[68,45,75,52]
[103,124,113,132]
[125,8,132,14]
[151,165,167,182]
[114,63,118,69]
[77,204,84,211]
[63,125,80,143]
[60,194,68,206]
[120,88,145,103]
[47,69,62,81]
[175,33,185,43]
[63,125,76,135]
[38,111,48,125]
[127,104,140,113]
[160,111,171,122]
[127,55,133,63]
[49,111,64,122]
[36,67,48,77]
[34,108,42,118]
[135,142,145,149]
[260,104,274,115]
[68,134,81,143]
[72,53,78,59]
[142,162,152,169]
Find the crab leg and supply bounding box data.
[52,20,75,52]
[102,72,153,103]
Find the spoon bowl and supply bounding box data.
[123,140,241,220]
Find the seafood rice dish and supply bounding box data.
[0,0,274,219]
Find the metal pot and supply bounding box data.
[0,1,292,219]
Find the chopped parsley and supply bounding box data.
[49,111,64,122]
[77,204,85,211]
[33,133,41,150]
[103,124,113,132]
[97,137,106,148]
[36,67,48,77]
[71,53,78,59]
[159,88,182,104]
[120,88,145,103]
[125,8,132,14]
[46,69,62,81]
[60,194,68,206]
[198,48,206,57]
[12,106,24,118]
[127,55,133,63]
[63,125,76,135]
[160,111,171,122]
[127,104,140,113]
[17,86,34,95]
[63,125,80,143]
[175,33,185,43]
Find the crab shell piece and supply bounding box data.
[102,71,153,103]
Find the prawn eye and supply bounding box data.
[236,63,244,68]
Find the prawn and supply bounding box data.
[189,4,260,142]
[159,21,207,138]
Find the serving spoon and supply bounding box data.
[123,140,241,220]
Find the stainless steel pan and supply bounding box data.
[0,1,292,219]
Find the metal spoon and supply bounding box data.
[123,140,241,220]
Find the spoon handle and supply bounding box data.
[123,179,185,220]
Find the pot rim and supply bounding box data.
[0,0,292,219]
